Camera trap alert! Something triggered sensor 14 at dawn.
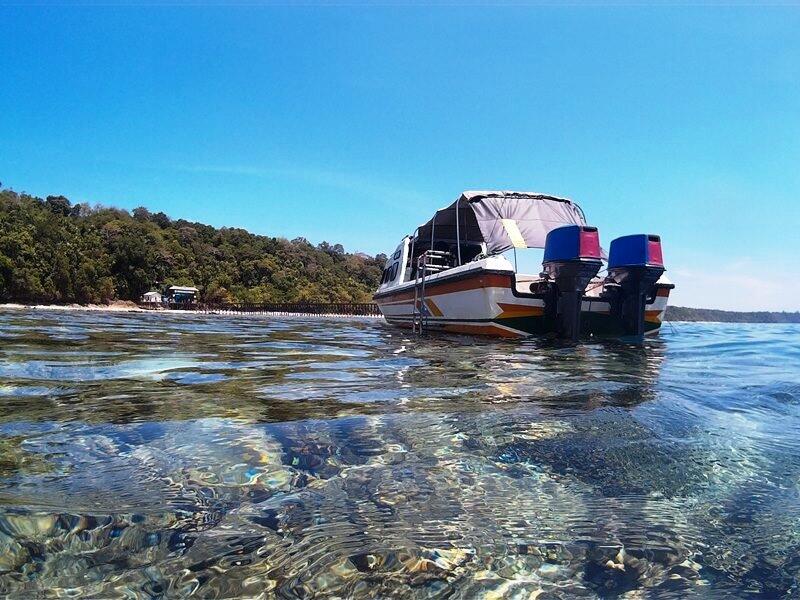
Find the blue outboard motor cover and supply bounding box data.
[543,225,601,263]
[608,234,664,269]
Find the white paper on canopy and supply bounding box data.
[500,219,528,249]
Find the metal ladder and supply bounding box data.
[412,254,426,333]
[412,250,451,334]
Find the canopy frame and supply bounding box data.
[412,191,589,265]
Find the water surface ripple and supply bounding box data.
[1,310,799,598]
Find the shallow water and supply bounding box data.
[0,310,799,598]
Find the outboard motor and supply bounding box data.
[541,225,603,341]
[604,234,665,341]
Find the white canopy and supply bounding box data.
[415,191,588,255]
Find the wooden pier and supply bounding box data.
[139,302,382,316]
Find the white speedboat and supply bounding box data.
[373,191,673,342]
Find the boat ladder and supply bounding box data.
[412,250,451,334]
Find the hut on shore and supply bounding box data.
[164,286,198,305]
[141,291,163,304]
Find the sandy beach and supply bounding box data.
[0,301,145,313]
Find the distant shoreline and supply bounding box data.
[2,302,798,324]
[665,306,800,324]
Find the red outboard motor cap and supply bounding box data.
[543,225,602,262]
[608,234,664,269]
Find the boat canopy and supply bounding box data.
[414,191,588,256]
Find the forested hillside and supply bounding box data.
[665,306,800,323]
[0,187,385,304]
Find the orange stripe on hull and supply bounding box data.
[496,302,543,319]
[645,309,663,323]
[442,323,523,338]
[424,298,444,317]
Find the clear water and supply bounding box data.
[1,309,799,598]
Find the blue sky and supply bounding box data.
[1,5,799,310]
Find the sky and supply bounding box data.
[1,3,799,310]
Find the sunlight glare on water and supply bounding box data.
[1,309,799,598]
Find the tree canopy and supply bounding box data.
[0,187,385,304]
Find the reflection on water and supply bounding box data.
[1,310,799,598]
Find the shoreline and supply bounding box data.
[0,301,144,313]
[0,302,383,319]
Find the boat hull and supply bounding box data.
[374,267,671,339]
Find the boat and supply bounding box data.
[373,190,673,342]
